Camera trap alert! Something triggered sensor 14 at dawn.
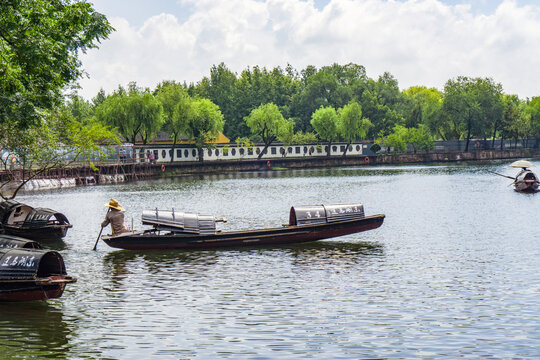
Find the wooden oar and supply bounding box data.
[92,226,104,251]
[93,208,110,250]
[486,170,515,180]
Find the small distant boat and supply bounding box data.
[0,200,72,240]
[510,160,539,193]
[0,234,76,301]
[102,203,385,250]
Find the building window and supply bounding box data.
[184,149,189,158]
[356,145,360,151]
[295,147,300,154]
[192,149,196,157]
[162,150,167,158]
[177,149,182,158]
[232,148,236,156]
[215,149,219,156]
[271,147,277,155]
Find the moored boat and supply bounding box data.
[510,160,539,193]
[0,235,76,301]
[102,203,385,250]
[0,200,72,240]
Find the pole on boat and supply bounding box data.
[92,227,104,251]
[93,208,110,251]
[486,170,516,180]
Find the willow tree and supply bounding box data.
[0,111,117,200]
[95,85,163,144]
[156,82,194,162]
[311,106,340,156]
[338,101,372,156]
[245,103,293,159]
[185,99,224,163]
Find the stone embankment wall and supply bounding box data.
[11,148,540,192]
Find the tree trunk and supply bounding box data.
[464,121,471,152]
[327,141,332,157]
[170,134,177,163]
[342,143,350,157]
[257,142,270,160]
[198,146,204,163]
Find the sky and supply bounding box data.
[77,0,540,100]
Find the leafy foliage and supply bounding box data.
[186,98,225,162]
[0,110,117,199]
[337,101,372,155]
[0,0,113,128]
[311,106,339,156]
[245,103,293,159]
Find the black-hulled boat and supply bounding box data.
[0,200,72,240]
[102,203,385,250]
[0,235,76,301]
[510,160,539,193]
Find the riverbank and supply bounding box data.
[6,148,540,192]
[157,148,540,176]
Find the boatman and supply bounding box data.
[101,198,130,234]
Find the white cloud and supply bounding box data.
[78,0,540,99]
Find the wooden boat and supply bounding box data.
[102,203,385,250]
[0,235,76,301]
[510,160,539,193]
[0,200,72,240]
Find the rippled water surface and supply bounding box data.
[1,160,539,359]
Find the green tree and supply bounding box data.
[402,86,443,137]
[133,91,163,145]
[245,103,293,159]
[0,110,117,199]
[0,0,113,128]
[441,76,503,151]
[337,101,372,156]
[524,97,540,148]
[310,106,340,156]
[156,82,193,162]
[402,125,434,153]
[382,126,407,153]
[95,84,162,144]
[186,98,225,163]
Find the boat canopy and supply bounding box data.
[0,200,70,227]
[289,203,365,226]
[510,160,535,169]
[0,248,66,281]
[0,235,42,249]
[142,209,216,234]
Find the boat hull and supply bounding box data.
[103,214,385,250]
[514,182,539,193]
[0,280,67,301]
[2,225,71,241]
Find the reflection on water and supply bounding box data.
[3,159,539,359]
[0,302,70,360]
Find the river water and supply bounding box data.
[1,160,538,359]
